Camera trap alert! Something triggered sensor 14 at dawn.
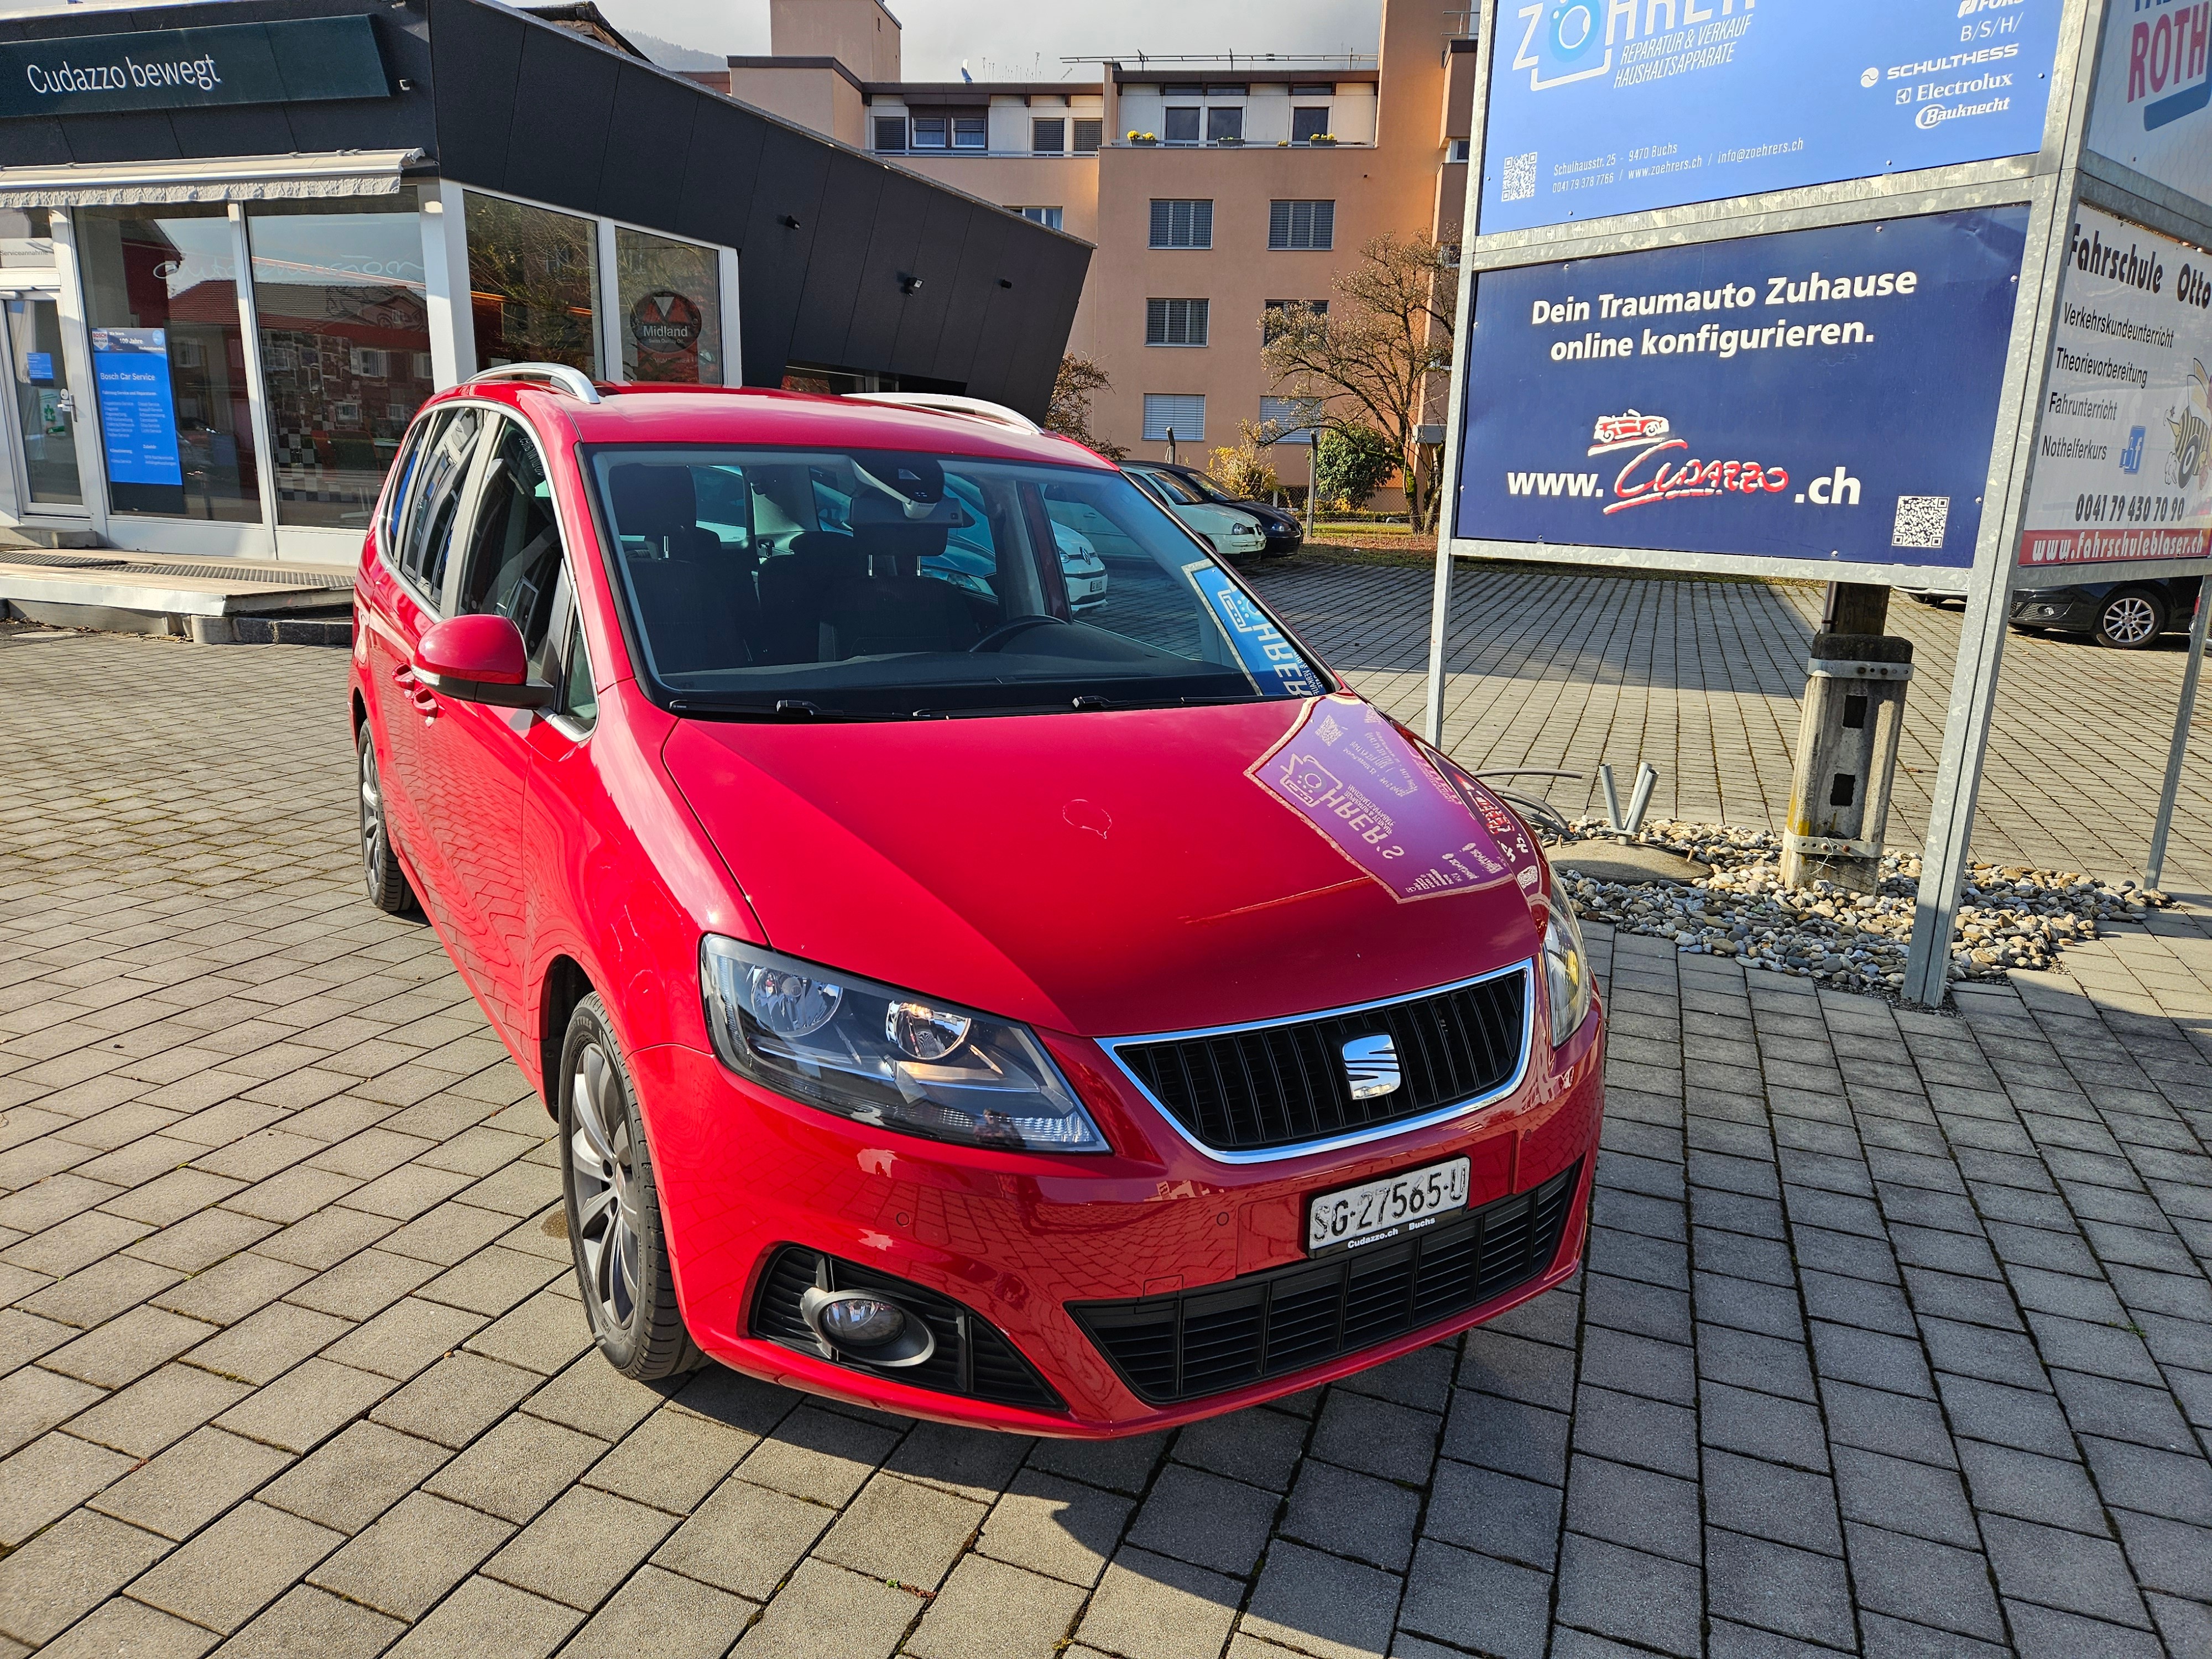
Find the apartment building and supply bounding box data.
[698,0,1478,466]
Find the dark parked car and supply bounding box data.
[2010,575,2203,649]
[1150,462,1305,558]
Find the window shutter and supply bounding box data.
[1192,200,1213,247]
[1142,394,1205,441]
[1150,200,1171,247]
[1187,299,1209,346]
[1146,299,1168,345]
[1073,118,1102,153]
[1269,201,1291,249]
[1313,200,1335,249]
[873,116,906,152]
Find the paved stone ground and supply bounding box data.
[1250,558,2212,899]
[1,618,2210,1659]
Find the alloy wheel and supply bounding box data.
[2101,594,2159,646]
[359,740,386,892]
[570,1040,642,1334]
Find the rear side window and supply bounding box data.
[394,405,486,601]
[378,420,429,555]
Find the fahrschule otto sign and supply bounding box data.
[2018,204,2212,568]
[0,17,391,121]
[1453,205,2030,572]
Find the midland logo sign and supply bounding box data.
[1456,207,2029,571]
[1482,0,2063,234]
[0,17,390,121]
[2088,1,2212,206]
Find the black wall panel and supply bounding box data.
[500,24,619,215]
[676,97,760,254]
[786,150,884,371]
[426,0,526,190]
[734,123,835,385]
[593,66,698,234]
[841,169,932,374]
[885,193,973,380]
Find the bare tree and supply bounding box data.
[1258,233,1457,528]
[1044,353,1127,461]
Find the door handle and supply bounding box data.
[394,662,438,718]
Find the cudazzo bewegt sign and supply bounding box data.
[0,15,392,120]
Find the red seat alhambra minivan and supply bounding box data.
[349,364,1604,1436]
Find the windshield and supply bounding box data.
[588,447,1326,718]
[1130,466,1207,506]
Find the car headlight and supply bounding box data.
[700,937,1110,1154]
[1542,875,1593,1047]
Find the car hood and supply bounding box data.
[661,695,1546,1038]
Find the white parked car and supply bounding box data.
[1124,464,1270,562]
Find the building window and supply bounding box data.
[465,192,602,377]
[616,227,724,385]
[1290,82,1337,97]
[1206,84,1249,97]
[1018,207,1065,231]
[1142,393,1204,442]
[76,204,263,523]
[1145,298,1209,347]
[1260,396,1325,443]
[1292,107,1331,143]
[952,115,987,149]
[1149,200,1214,249]
[874,115,907,152]
[1207,107,1244,143]
[1262,298,1328,340]
[1448,137,1472,164]
[247,192,432,530]
[1031,118,1065,154]
[911,115,947,148]
[1269,200,1336,251]
[1164,106,1200,144]
[1073,118,1103,153]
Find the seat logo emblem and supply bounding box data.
[1342,1034,1401,1100]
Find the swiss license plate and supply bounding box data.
[1307,1156,1472,1256]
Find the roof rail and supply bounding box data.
[467,362,604,404]
[844,392,1042,435]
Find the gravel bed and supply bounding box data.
[1550,817,2169,995]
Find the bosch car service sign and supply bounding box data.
[1250,699,1531,903]
[1480,0,2063,234]
[1454,206,2029,570]
[2019,205,2212,569]
[2087,0,2212,210]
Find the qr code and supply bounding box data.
[1892,495,1950,550]
[1501,151,1538,202]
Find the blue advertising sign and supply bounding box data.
[24,352,54,383]
[1184,560,1327,696]
[1480,1,2064,234]
[1453,206,2030,570]
[91,327,182,488]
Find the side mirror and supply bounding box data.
[414,614,552,709]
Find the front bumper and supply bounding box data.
[2010,591,2096,629]
[627,1001,1603,1435]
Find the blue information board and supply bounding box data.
[90,326,182,487]
[23,351,53,383]
[1480,1,2064,234]
[1453,206,2029,570]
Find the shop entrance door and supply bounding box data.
[2,289,87,521]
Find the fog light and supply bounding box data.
[799,1286,936,1366]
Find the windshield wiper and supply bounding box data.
[664,696,891,722]
[905,692,1268,719]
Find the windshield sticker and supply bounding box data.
[1249,698,1528,902]
[1183,560,1326,697]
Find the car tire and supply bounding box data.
[559,994,704,1381]
[2093,588,2167,649]
[357,723,415,915]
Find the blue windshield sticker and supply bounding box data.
[90,326,181,487]
[1185,560,1326,696]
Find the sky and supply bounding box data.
[581,0,1384,82]
[0,1,1385,81]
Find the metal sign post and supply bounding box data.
[2146,583,2209,892]
[1432,0,2212,1004]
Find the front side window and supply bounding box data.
[248,192,431,530]
[465,192,601,377]
[1164,107,1200,144]
[454,415,564,658]
[588,447,1322,716]
[76,204,262,523]
[394,403,486,600]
